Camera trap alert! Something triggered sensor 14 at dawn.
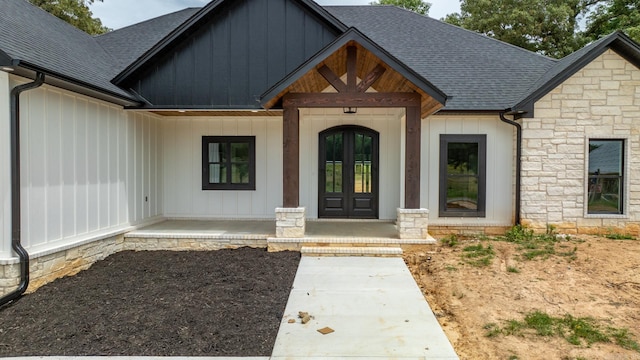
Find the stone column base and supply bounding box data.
[397,208,429,239]
[275,207,306,238]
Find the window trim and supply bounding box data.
[439,134,487,217]
[586,138,626,216]
[202,136,256,191]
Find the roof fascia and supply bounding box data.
[14,61,140,106]
[514,31,640,115]
[112,0,349,86]
[260,27,448,107]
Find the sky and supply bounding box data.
[89,0,461,30]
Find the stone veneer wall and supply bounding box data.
[521,49,640,234]
[1,233,269,297]
[0,235,124,297]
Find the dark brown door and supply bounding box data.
[319,126,379,218]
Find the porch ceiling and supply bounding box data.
[262,39,446,118]
[149,110,283,117]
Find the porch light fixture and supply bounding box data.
[343,107,357,114]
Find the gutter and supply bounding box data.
[0,72,45,309]
[499,111,522,225]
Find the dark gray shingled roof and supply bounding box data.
[95,8,201,76]
[0,0,134,100]
[325,6,558,110]
[3,0,638,113]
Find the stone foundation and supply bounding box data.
[397,208,429,239]
[275,207,306,238]
[428,225,512,238]
[1,234,125,297]
[1,231,270,297]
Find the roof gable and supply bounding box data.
[116,0,347,109]
[326,6,556,111]
[113,0,347,87]
[513,31,640,116]
[261,28,447,118]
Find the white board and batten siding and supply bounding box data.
[161,116,283,219]
[0,72,11,258]
[423,114,515,226]
[0,75,163,260]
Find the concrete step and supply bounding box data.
[300,246,403,257]
[267,236,436,252]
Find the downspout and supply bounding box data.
[499,111,521,225]
[0,72,45,308]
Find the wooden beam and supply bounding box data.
[283,92,421,108]
[357,64,386,93]
[347,46,357,92]
[317,65,347,93]
[405,105,421,209]
[283,106,300,208]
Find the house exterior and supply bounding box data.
[1,0,640,297]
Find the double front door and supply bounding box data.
[319,126,379,218]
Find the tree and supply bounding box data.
[370,0,431,15]
[29,0,109,35]
[585,0,640,42]
[444,0,602,58]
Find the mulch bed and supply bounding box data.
[0,248,300,356]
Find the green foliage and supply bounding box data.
[369,0,431,15]
[462,243,495,266]
[29,0,109,35]
[443,0,588,58]
[500,225,575,260]
[441,234,459,247]
[487,310,640,352]
[604,232,636,240]
[507,266,520,273]
[610,328,640,351]
[585,0,640,43]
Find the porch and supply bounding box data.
[125,219,436,256]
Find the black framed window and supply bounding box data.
[202,136,255,190]
[439,135,486,217]
[588,139,624,214]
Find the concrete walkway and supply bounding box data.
[271,256,459,359]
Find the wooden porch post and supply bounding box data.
[405,105,421,209]
[282,104,300,207]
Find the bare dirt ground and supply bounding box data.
[405,232,640,360]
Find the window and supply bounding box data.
[588,139,624,214]
[202,136,255,190]
[439,135,486,217]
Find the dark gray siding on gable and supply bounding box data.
[126,0,340,108]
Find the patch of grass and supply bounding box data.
[441,234,459,247]
[507,266,520,273]
[483,323,501,337]
[524,311,555,336]
[500,225,569,260]
[490,311,640,352]
[610,328,640,351]
[462,243,495,267]
[604,232,636,240]
[444,265,458,272]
